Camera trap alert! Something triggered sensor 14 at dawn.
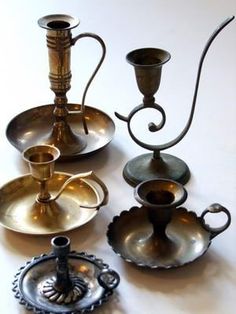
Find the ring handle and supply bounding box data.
[97,269,120,290]
[51,171,109,208]
[70,33,106,134]
[200,203,231,239]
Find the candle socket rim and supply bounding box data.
[126,47,171,68]
[38,14,80,31]
[23,144,60,165]
[134,178,187,209]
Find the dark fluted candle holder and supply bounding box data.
[13,236,120,313]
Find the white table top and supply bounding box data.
[0,1,235,313]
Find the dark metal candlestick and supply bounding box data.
[116,16,234,186]
[42,236,88,303]
[134,179,187,240]
[12,236,120,313]
[107,179,231,268]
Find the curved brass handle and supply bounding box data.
[69,33,106,134]
[51,171,109,209]
[97,268,120,290]
[200,203,231,239]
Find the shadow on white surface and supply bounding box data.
[121,250,233,291]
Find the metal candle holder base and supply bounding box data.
[123,152,190,187]
[116,16,234,186]
[13,236,120,313]
[0,145,108,235]
[107,179,231,268]
[6,15,115,160]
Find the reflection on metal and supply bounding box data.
[107,179,231,268]
[42,237,88,304]
[7,104,115,160]
[115,16,234,186]
[0,145,108,235]
[13,236,120,313]
[6,14,115,160]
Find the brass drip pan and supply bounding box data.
[0,172,101,235]
[6,104,115,160]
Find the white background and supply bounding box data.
[0,1,235,313]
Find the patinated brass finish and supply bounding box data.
[38,14,107,157]
[115,16,234,186]
[6,104,115,160]
[107,179,231,268]
[0,145,108,234]
[13,236,120,313]
[6,14,115,160]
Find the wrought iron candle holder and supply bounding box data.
[115,16,234,186]
[107,179,231,268]
[13,236,120,313]
[0,144,108,235]
[6,14,115,160]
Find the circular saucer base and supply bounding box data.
[6,104,115,160]
[107,206,210,268]
[0,172,100,235]
[123,152,190,186]
[13,251,119,314]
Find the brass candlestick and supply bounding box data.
[23,144,108,211]
[38,14,106,156]
[6,14,115,160]
[0,144,109,235]
[116,16,234,186]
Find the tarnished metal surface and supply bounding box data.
[6,104,115,160]
[6,14,114,159]
[22,144,108,207]
[12,236,120,313]
[0,172,101,234]
[115,16,234,186]
[107,179,231,268]
[0,144,109,235]
[123,153,190,187]
[107,205,230,268]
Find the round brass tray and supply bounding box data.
[0,172,100,235]
[6,104,115,160]
[107,206,230,268]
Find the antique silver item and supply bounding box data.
[13,236,120,313]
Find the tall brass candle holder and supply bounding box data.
[116,16,234,186]
[6,14,115,160]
